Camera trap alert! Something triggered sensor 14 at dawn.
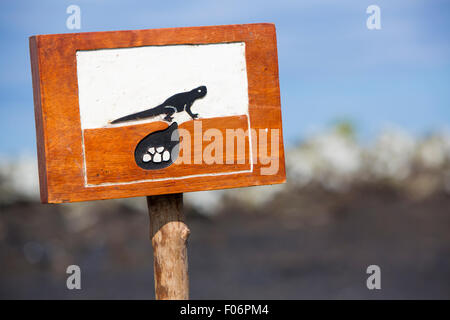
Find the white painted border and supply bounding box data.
[75,43,253,187]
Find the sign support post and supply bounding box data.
[30,24,285,300]
[147,193,190,300]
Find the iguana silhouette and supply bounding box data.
[111,86,207,124]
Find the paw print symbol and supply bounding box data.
[142,146,171,163]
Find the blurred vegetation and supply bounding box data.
[1,123,450,299]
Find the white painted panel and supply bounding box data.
[76,42,249,129]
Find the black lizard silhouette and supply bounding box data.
[111,86,207,124]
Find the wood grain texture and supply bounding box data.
[84,116,250,185]
[29,23,286,203]
[29,36,49,202]
[147,193,189,300]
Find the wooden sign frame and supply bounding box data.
[30,23,285,203]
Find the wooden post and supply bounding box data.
[147,193,190,300]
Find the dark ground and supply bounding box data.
[0,184,449,299]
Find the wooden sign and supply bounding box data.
[29,23,285,203]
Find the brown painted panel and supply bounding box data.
[29,23,286,203]
[84,116,251,185]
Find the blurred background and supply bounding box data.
[1,0,449,299]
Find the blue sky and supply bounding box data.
[0,0,449,155]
